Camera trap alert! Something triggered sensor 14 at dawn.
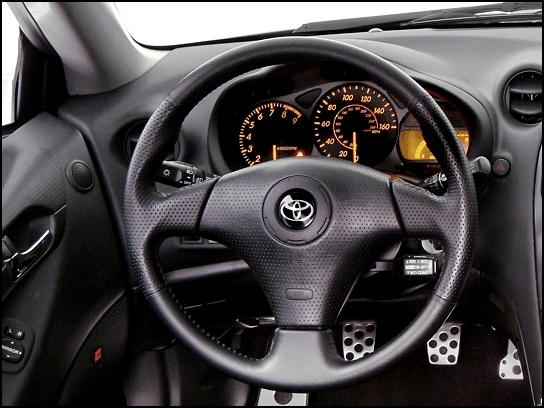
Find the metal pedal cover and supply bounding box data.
[341,320,377,361]
[256,389,308,406]
[499,339,524,380]
[427,322,461,365]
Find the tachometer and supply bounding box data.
[312,83,398,165]
[238,101,312,167]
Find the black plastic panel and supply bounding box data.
[2,113,127,406]
[53,25,542,404]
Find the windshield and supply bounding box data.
[115,2,498,46]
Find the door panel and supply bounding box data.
[2,112,128,405]
[2,145,66,300]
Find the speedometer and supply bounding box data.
[312,83,398,165]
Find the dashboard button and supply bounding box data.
[492,158,511,177]
[4,326,25,340]
[2,338,24,363]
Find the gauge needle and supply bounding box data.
[273,145,277,160]
[352,132,357,163]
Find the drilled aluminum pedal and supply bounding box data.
[341,320,377,361]
[427,322,461,365]
[256,389,308,406]
[499,339,524,380]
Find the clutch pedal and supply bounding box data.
[256,389,308,406]
[341,320,377,361]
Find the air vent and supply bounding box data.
[124,120,180,162]
[504,71,542,124]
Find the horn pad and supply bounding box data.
[262,175,332,245]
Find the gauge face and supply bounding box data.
[238,101,312,166]
[312,83,398,165]
[398,103,470,162]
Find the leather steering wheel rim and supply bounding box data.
[124,37,477,392]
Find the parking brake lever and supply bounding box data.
[418,156,491,194]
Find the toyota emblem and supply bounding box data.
[278,192,316,229]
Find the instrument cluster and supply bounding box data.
[211,63,471,178]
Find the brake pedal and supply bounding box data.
[426,322,461,365]
[499,339,524,380]
[341,320,377,361]
[256,389,308,406]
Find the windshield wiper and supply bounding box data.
[293,2,541,35]
[402,2,542,27]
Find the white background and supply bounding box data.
[2,2,495,124]
[116,2,495,45]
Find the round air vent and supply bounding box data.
[124,120,181,162]
[504,71,542,124]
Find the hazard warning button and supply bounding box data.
[492,158,511,177]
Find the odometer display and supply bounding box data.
[312,83,398,165]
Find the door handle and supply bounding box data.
[14,230,51,280]
[3,230,51,281]
[2,206,66,300]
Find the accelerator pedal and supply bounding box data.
[499,339,524,380]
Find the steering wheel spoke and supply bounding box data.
[124,180,217,297]
[391,178,448,240]
[155,181,218,236]
[257,328,346,387]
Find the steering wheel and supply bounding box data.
[124,37,477,392]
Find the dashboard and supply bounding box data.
[210,63,471,179]
[4,3,540,402]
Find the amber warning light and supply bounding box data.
[272,145,304,160]
[93,347,103,363]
